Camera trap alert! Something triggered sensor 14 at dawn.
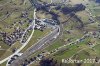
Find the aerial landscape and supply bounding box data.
[0,0,100,66]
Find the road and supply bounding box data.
[9,0,99,65]
[10,25,60,66]
[0,9,36,65]
[70,41,98,59]
[51,32,92,54]
[0,0,59,66]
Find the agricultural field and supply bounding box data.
[0,0,34,61]
[26,0,100,66]
[0,0,100,66]
[20,28,52,52]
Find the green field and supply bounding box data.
[21,28,51,52]
[0,0,34,61]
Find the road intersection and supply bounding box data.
[0,9,36,65]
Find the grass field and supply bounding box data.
[93,44,100,56]
[0,41,21,61]
[0,61,7,66]
[21,28,51,52]
[0,41,10,58]
[0,0,100,66]
[0,0,34,61]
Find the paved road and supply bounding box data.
[9,0,61,65]
[10,25,60,66]
[0,9,36,65]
